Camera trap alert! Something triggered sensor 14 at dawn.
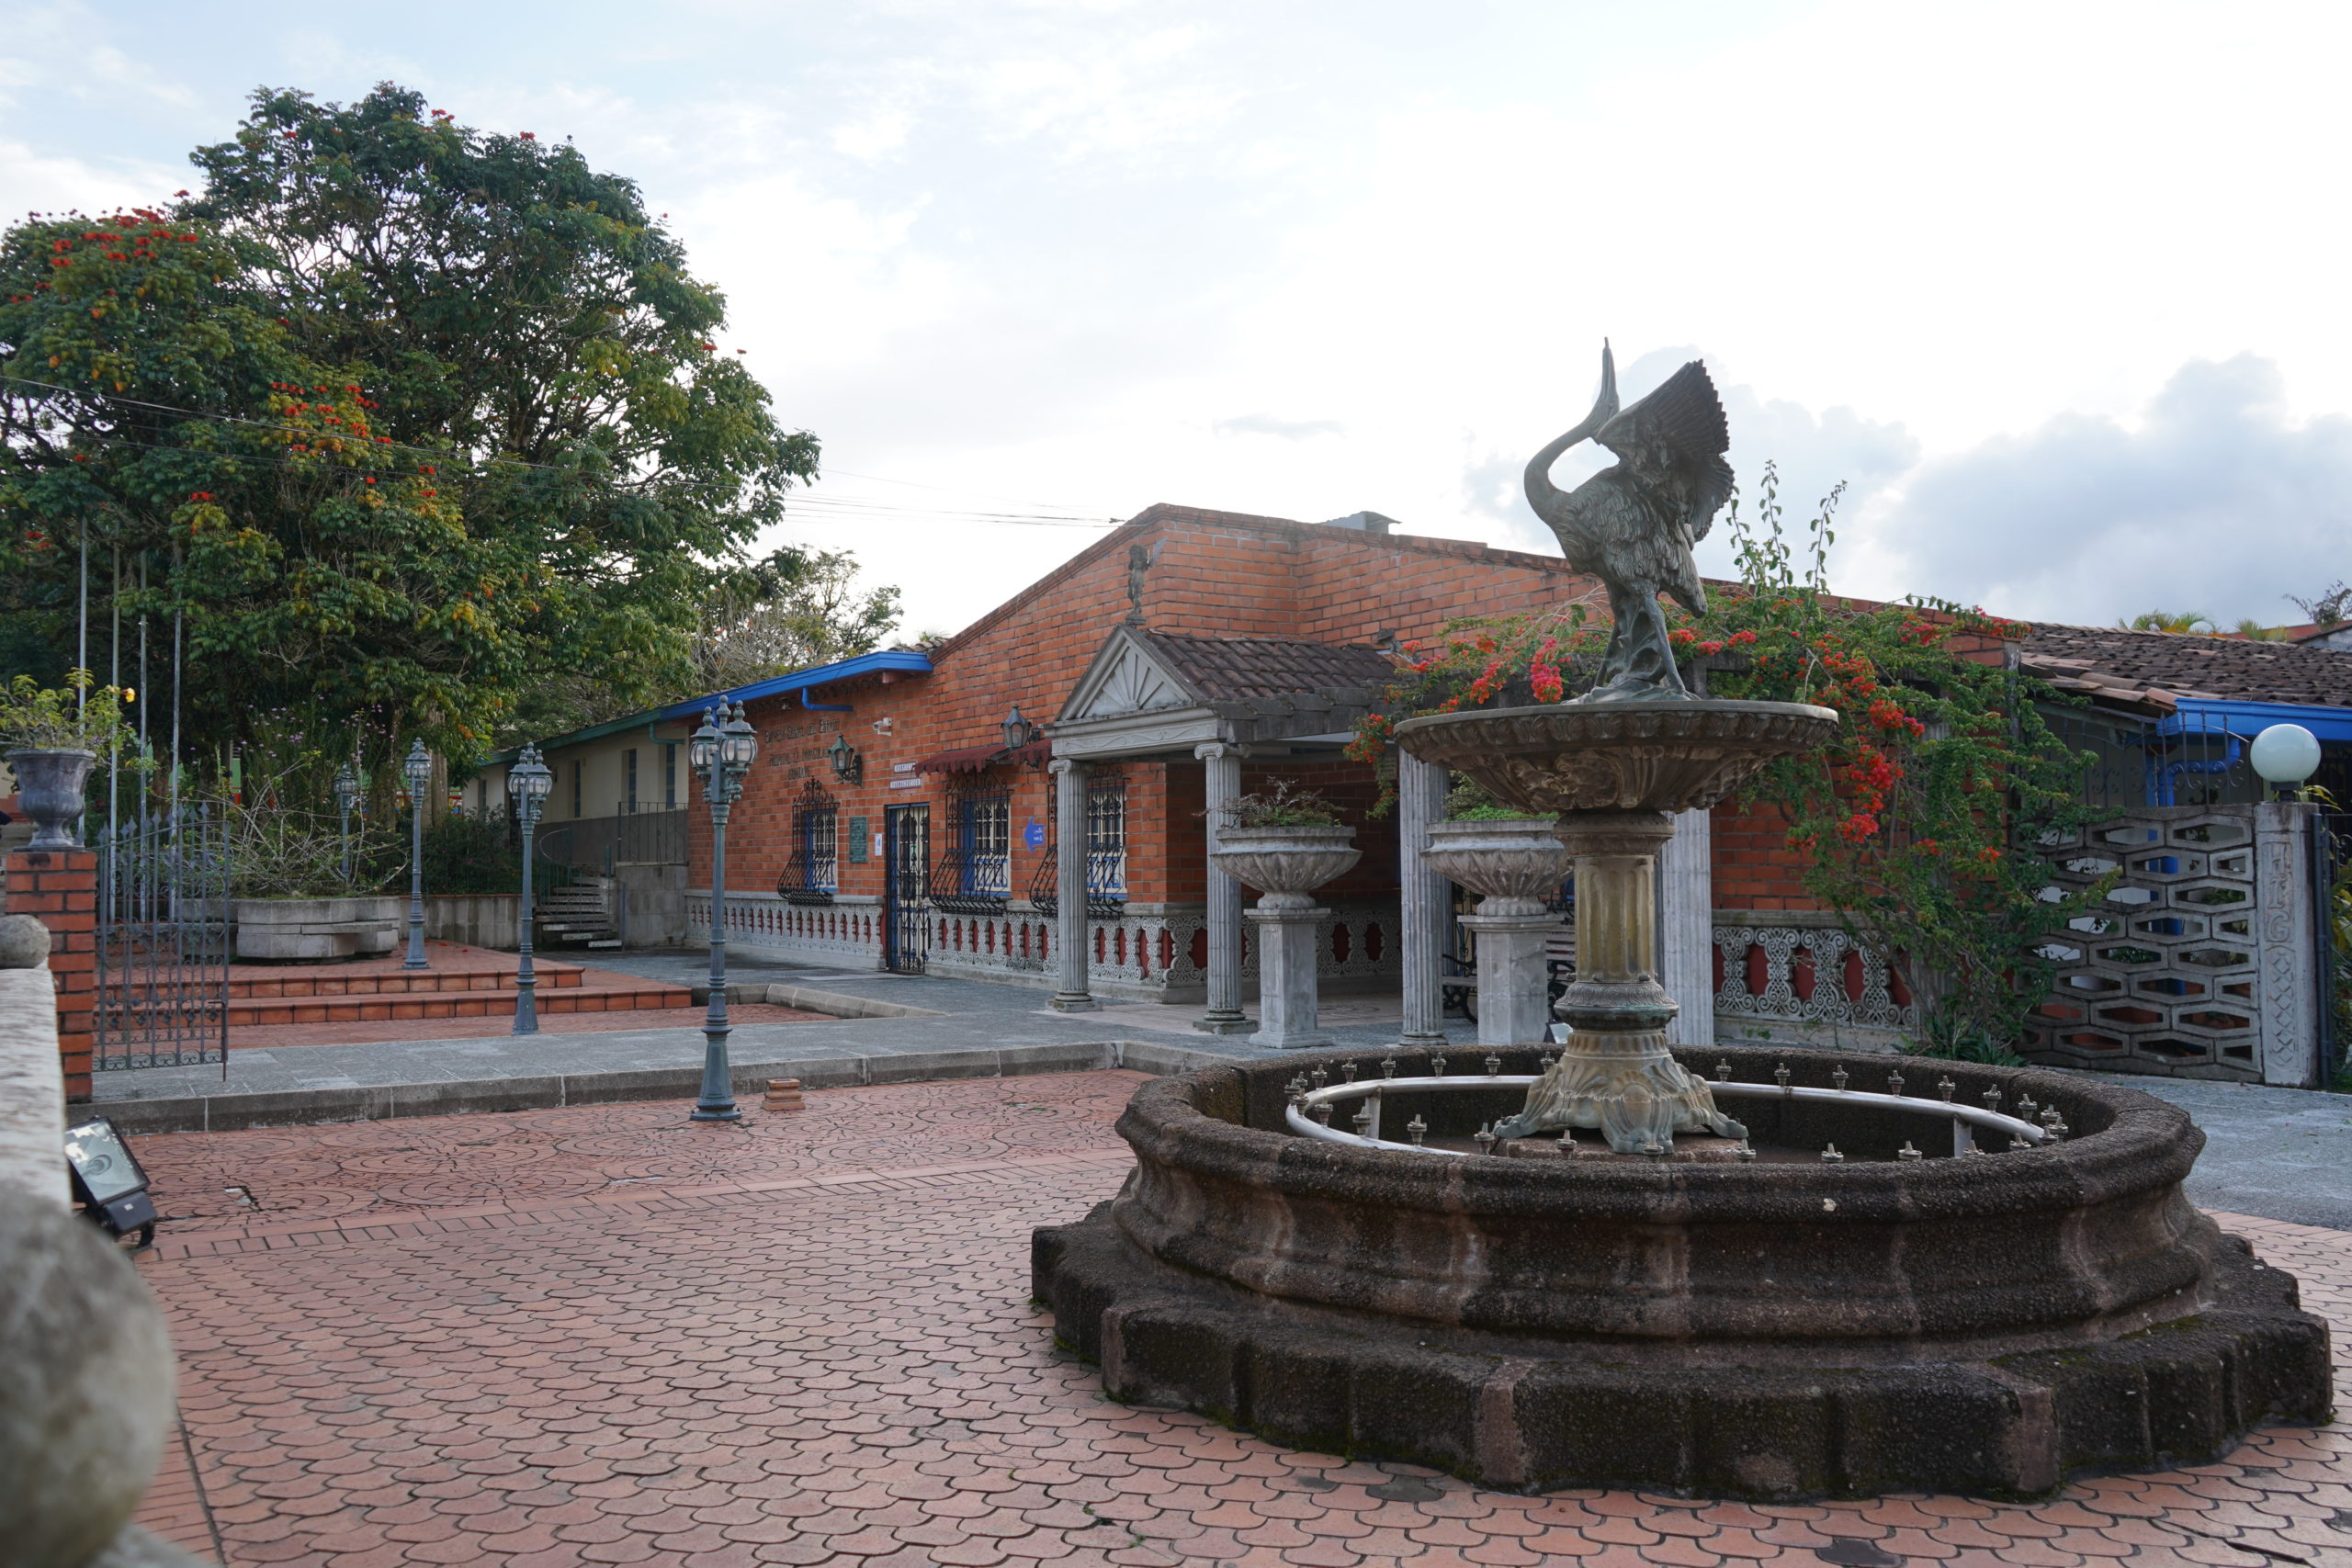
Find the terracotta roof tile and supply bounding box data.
[2023,624,2352,711]
[1139,632,1396,703]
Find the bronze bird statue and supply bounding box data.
[1524,343,1734,702]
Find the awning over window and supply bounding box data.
[912,739,1052,775]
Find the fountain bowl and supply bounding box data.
[1034,1043,2330,1499]
[1393,698,1840,816]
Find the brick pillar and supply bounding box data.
[4,848,97,1101]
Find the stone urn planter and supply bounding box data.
[1421,816,1572,1047]
[232,895,403,962]
[1210,825,1361,1051]
[6,749,96,851]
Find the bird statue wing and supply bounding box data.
[1593,359,1735,543]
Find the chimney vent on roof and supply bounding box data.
[1323,510,1401,536]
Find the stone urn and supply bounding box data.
[1209,824,1360,1051]
[1421,816,1572,1047]
[1209,824,1361,908]
[5,750,96,852]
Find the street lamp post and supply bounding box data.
[401,739,432,970]
[334,762,360,883]
[506,743,553,1035]
[691,699,759,1122]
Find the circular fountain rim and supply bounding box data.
[1121,1045,2201,1224]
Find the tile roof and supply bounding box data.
[2023,623,2352,712]
[1141,632,1396,703]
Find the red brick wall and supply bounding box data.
[685,505,1941,919]
[6,848,96,1100]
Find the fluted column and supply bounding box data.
[1396,752,1451,1049]
[1048,757,1096,1011]
[1656,806,1715,1046]
[1193,742,1249,1033]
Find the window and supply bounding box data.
[624,749,639,812]
[1086,779,1126,903]
[931,783,1011,913]
[963,794,1011,897]
[571,760,582,818]
[662,742,678,807]
[781,779,839,905]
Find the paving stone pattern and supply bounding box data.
[129,1071,2352,1568]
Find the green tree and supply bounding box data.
[0,83,826,779]
[691,546,903,691]
[2117,609,2215,634]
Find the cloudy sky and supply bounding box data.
[7,1,2351,635]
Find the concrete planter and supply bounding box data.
[1211,825,1360,1051]
[1422,816,1573,1048]
[425,894,520,951]
[232,896,401,962]
[1208,825,1361,909]
[6,749,96,851]
[1420,816,1571,913]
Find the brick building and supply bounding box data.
[479,502,2352,1079]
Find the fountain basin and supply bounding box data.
[1034,1043,2330,1498]
[1393,698,1839,815]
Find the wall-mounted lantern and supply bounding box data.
[829,731,864,784]
[1002,705,1038,750]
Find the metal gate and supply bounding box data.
[883,803,930,975]
[95,802,230,1073]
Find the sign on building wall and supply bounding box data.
[847,815,869,863]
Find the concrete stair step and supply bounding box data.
[229,965,585,999]
[228,976,690,1028]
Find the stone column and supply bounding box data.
[1247,904,1333,1049]
[1396,753,1451,1049]
[1656,806,1716,1047]
[1047,758,1096,1012]
[1193,742,1250,1033]
[2255,800,2321,1089]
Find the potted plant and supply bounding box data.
[1208,779,1361,906]
[0,671,140,850]
[1420,774,1570,908]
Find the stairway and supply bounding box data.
[536,877,623,949]
[226,944,689,1028]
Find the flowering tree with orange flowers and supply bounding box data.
[0,84,824,787]
[1352,468,2107,1050]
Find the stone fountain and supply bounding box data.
[1033,348,2331,1496]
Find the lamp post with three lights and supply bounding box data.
[334,761,361,883]
[691,700,759,1122]
[401,739,433,970]
[505,743,554,1035]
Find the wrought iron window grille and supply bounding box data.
[779,778,840,905]
[930,784,1012,914]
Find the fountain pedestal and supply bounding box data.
[1498,809,1746,1150]
[1399,699,1837,1152]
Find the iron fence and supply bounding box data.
[95,802,230,1073]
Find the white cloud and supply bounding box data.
[1212,413,1343,440]
[1849,356,2352,626]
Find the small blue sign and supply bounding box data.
[1023,819,1046,850]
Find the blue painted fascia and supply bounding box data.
[2160,699,2352,746]
[651,649,932,721]
[484,649,933,763]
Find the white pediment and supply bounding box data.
[1058,626,1200,723]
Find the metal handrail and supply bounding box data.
[1283,1070,2057,1159]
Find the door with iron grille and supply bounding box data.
[96,802,230,1072]
[883,803,931,975]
